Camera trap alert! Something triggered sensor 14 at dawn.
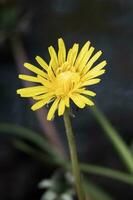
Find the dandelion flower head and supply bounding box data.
[17,38,107,120]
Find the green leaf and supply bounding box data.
[90,106,133,174]
[84,179,113,200]
[1,123,133,186]
[41,190,57,200]
[38,180,54,189]
[0,123,59,159]
[80,163,133,185]
[60,193,73,200]
[13,139,50,164]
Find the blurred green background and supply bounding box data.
[0,0,133,200]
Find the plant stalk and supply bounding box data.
[63,109,85,200]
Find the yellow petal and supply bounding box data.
[89,60,107,73]
[17,86,46,97]
[64,96,70,107]
[47,98,60,120]
[47,66,55,81]
[77,47,94,72]
[35,56,49,71]
[58,38,66,66]
[67,43,79,66]
[60,62,70,72]
[19,91,45,97]
[77,89,96,96]
[31,98,49,111]
[81,60,106,81]
[33,92,54,100]
[19,74,39,82]
[71,44,79,66]
[48,46,58,70]
[58,98,65,116]
[17,86,45,94]
[78,94,94,106]
[70,94,85,108]
[24,63,47,78]
[83,50,102,74]
[75,41,90,67]
[81,78,101,87]
[89,69,106,79]
[82,69,105,81]
[37,75,52,88]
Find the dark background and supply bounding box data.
[0,0,133,199]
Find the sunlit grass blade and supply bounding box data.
[0,123,133,185]
[13,139,50,164]
[0,123,58,159]
[13,139,133,185]
[12,137,133,186]
[84,179,113,200]
[80,163,133,185]
[14,140,133,186]
[90,106,133,174]
[60,160,133,186]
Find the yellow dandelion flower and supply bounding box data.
[17,38,107,120]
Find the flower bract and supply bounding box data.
[17,38,107,120]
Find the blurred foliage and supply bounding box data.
[90,106,133,174]
[0,3,17,30]
[0,0,133,199]
[0,118,133,200]
[38,171,74,200]
[0,0,31,44]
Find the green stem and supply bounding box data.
[90,106,133,174]
[63,109,85,200]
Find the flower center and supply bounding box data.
[55,71,80,96]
